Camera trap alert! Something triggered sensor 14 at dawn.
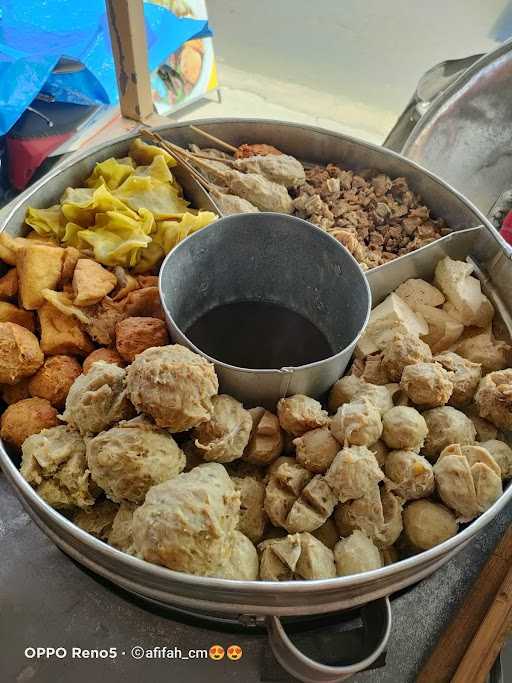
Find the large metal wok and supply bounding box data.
[1,120,511,682]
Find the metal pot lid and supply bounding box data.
[399,38,512,216]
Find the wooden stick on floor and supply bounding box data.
[451,563,512,683]
[416,526,512,683]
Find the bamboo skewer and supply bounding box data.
[189,125,238,153]
[189,151,236,165]
[141,129,217,192]
[416,526,512,683]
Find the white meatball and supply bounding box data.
[382,406,428,451]
[334,531,382,576]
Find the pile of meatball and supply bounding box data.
[11,256,512,582]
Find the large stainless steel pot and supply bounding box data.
[398,39,512,217]
[1,119,511,682]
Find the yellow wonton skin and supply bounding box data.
[78,209,153,268]
[60,184,139,227]
[85,158,134,191]
[25,205,65,240]
[129,137,176,168]
[132,241,165,274]
[154,211,217,253]
[134,155,173,184]
[114,175,189,220]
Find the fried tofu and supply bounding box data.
[60,247,80,285]
[395,279,445,310]
[72,259,117,306]
[17,242,64,310]
[0,268,18,300]
[0,233,26,266]
[0,302,35,332]
[38,302,94,356]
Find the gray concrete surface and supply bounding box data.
[1,474,511,682]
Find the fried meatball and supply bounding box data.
[356,382,395,415]
[335,486,403,548]
[231,475,267,543]
[381,332,432,381]
[434,351,481,407]
[115,316,169,362]
[400,362,453,407]
[28,355,82,408]
[455,331,511,374]
[62,362,134,436]
[126,345,218,432]
[382,406,428,451]
[264,458,335,533]
[285,476,337,533]
[295,533,336,580]
[380,545,399,566]
[385,450,434,500]
[132,463,240,576]
[334,530,382,576]
[324,445,384,503]
[475,369,512,430]
[83,348,124,374]
[73,499,119,540]
[403,500,458,550]
[480,440,512,479]
[108,502,138,554]
[259,535,298,581]
[294,426,339,473]
[312,518,339,550]
[1,397,59,448]
[328,375,364,413]
[20,425,95,509]
[277,394,328,436]
[422,406,476,461]
[243,407,283,466]
[369,439,389,466]
[193,394,252,463]
[215,531,259,580]
[87,417,186,504]
[1,378,30,405]
[0,322,44,385]
[434,444,502,520]
[330,397,383,447]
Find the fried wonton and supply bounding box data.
[85,158,134,191]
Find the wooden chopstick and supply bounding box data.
[189,125,238,153]
[416,526,512,683]
[451,563,512,683]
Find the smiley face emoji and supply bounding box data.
[209,645,225,661]
[226,644,243,661]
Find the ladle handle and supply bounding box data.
[265,597,391,683]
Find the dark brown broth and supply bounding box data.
[185,301,333,369]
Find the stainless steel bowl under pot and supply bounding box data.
[159,212,371,408]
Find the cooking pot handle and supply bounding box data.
[265,596,391,683]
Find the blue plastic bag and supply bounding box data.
[0,0,211,134]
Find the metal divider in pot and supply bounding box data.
[159,212,371,408]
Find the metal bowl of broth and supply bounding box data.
[159,212,371,408]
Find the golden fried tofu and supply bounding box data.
[60,247,80,285]
[38,302,94,356]
[0,233,26,266]
[0,268,18,300]
[0,302,35,332]
[17,242,64,309]
[72,259,117,306]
